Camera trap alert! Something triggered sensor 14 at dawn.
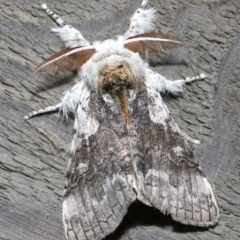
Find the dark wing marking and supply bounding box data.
[127,90,219,227]
[63,93,136,240]
[34,46,96,74]
[124,32,187,54]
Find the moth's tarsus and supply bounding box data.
[24,103,61,120]
[27,1,219,239]
[141,0,149,9]
[185,73,207,83]
[41,3,64,27]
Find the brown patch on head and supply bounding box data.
[100,64,135,95]
[99,63,138,122]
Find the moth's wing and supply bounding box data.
[34,46,96,74]
[63,93,136,240]
[127,90,219,227]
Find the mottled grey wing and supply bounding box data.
[63,93,136,240]
[127,90,219,227]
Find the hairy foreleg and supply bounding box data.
[163,73,207,94]
[146,69,206,95]
[41,3,90,47]
[124,0,157,38]
[25,80,90,121]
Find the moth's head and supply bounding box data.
[98,57,141,122]
[98,55,142,96]
[99,63,134,95]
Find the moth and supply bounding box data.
[25,1,219,239]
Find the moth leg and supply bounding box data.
[183,73,207,83]
[24,103,62,120]
[164,73,207,94]
[146,69,207,95]
[124,0,157,38]
[25,78,90,121]
[41,3,64,27]
[41,3,90,47]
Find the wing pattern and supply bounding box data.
[62,90,219,239]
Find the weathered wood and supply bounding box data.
[0,0,240,239]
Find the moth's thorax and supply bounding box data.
[92,52,145,121]
[99,62,137,121]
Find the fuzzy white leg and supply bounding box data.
[24,103,62,120]
[51,25,90,47]
[145,70,207,95]
[163,73,207,94]
[41,3,90,47]
[124,0,157,38]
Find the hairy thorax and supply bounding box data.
[99,61,138,121]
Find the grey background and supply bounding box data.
[0,0,240,239]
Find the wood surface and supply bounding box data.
[0,0,240,239]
